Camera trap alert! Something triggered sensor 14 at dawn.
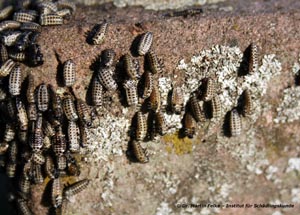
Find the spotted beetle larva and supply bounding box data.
[4,123,15,142]
[20,22,41,32]
[183,112,196,139]
[16,98,29,131]
[131,140,149,163]
[155,111,167,136]
[97,66,117,92]
[13,11,36,23]
[137,32,153,56]
[0,59,15,78]
[242,89,253,116]
[0,43,8,63]
[63,94,78,121]
[63,59,76,87]
[68,121,80,153]
[53,126,67,156]
[190,95,205,122]
[32,152,45,165]
[0,20,21,32]
[36,83,49,112]
[16,198,32,215]
[91,75,103,106]
[211,95,221,119]
[202,78,215,101]
[101,49,116,67]
[40,14,63,26]
[149,84,161,112]
[124,53,140,80]
[9,64,22,96]
[136,111,147,141]
[249,42,258,74]
[32,164,44,184]
[76,99,92,127]
[146,50,163,74]
[230,108,242,137]
[141,71,153,99]
[27,74,35,103]
[63,179,90,198]
[123,79,138,107]
[51,177,63,208]
[91,22,108,45]
[171,86,184,114]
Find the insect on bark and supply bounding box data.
[16,98,28,131]
[63,59,76,87]
[63,94,78,121]
[63,179,90,198]
[97,66,117,92]
[31,113,43,151]
[230,108,242,137]
[131,140,149,163]
[49,85,63,120]
[9,64,22,96]
[124,53,140,80]
[91,22,108,45]
[53,126,67,156]
[137,32,153,56]
[123,79,138,107]
[36,83,49,112]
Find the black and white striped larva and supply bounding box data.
[136,111,147,141]
[18,175,30,198]
[63,94,78,121]
[211,95,221,119]
[124,53,140,80]
[32,164,44,184]
[249,42,258,74]
[32,152,45,165]
[38,1,58,13]
[149,84,161,112]
[68,121,80,152]
[9,50,26,62]
[170,86,184,114]
[27,74,35,103]
[91,75,103,106]
[6,162,16,178]
[0,5,13,21]
[36,83,49,112]
[13,11,36,23]
[101,49,116,67]
[16,98,28,131]
[16,198,32,215]
[51,177,63,208]
[123,79,138,107]
[190,95,205,122]
[63,59,76,87]
[155,111,167,136]
[57,0,76,14]
[56,155,67,171]
[138,32,153,56]
[40,14,63,26]
[63,179,90,198]
[242,89,253,116]
[9,64,22,96]
[1,31,22,46]
[80,124,90,148]
[43,120,55,137]
[0,44,8,63]
[131,140,149,163]
[146,50,163,74]
[76,99,92,127]
[0,59,15,77]
[97,66,117,92]
[202,78,215,101]
[141,71,153,99]
[4,123,15,142]
[20,22,42,32]
[183,112,196,139]
[53,127,67,156]
[31,114,43,151]
[230,108,242,137]
[8,141,18,163]
[45,155,55,179]
[49,85,63,120]
[27,103,37,121]
[91,22,108,45]
[0,21,21,32]
[7,98,16,120]
[15,31,32,51]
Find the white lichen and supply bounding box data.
[286,157,300,173]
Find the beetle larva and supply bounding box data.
[0,5,13,21]
[31,114,43,151]
[49,85,63,120]
[149,84,161,112]
[124,53,140,80]
[136,111,147,141]
[7,98,16,120]
[38,1,58,13]
[141,71,153,99]
[53,127,67,156]
[4,123,15,142]
[8,140,18,163]
[32,152,45,165]
[36,83,49,112]
[43,120,55,137]
[202,78,215,101]
[1,31,22,46]
[63,59,76,87]
[63,179,90,198]
[68,120,80,152]
[91,75,103,106]
[13,12,36,23]
[43,135,51,149]
[0,44,8,63]
[15,31,32,51]
[190,95,205,122]
[51,177,63,208]
[131,140,149,163]
[249,42,258,74]
[230,108,242,137]
[80,124,90,148]
[170,86,184,114]
[56,155,67,171]
[45,155,55,179]
[0,21,21,32]
[6,162,16,178]
[146,50,163,74]
[18,175,30,198]
[91,22,108,45]
[9,50,26,62]
[97,66,117,92]
[76,99,92,127]
[57,9,72,19]
[27,103,37,121]
[32,164,44,184]
[138,32,153,56]
[57,0,76,14]
[9,64,22,96]
[242,89,253,116]
[16,98,28,131]
[66,154,80,176]
[27,74,35,103]
[183,112,196,139]
[40,14,63,26]
[63,94,78,121]
[211,95,221,119]
[123,79,138,107]
[20,22,41,32]
[101,49,116,67]
[0,59,15,78]
[155,111,167,136]
[16,198,32,215]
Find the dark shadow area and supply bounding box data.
[222,111,231,137]
[237,44,251,77]
[295,70,300,86]
[145,110,155,141]
[236,91,245,116]
[85,73,96,106]
[125,140,139,163]
[54,51,64,87]
[41,179,52,207]
[130,34,143,57]
[0,173,14,215]
[203,100,212,119]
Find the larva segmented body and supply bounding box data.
[8,140,18,163]
[27,74,35,103]
[155,111,167,136]
[38,2,58,13]
[13,12,36,23]
[9,51,26,62]
[171,86,184,114]
[190,95,205,122]
[203,78,215,101]
[101,49,116,67]
[0,59,15,77]
[20,22,42,32]
[211,95,221,119]
[136,111,147,141]
[40,14,63,26]
[36,83,49,112]
[68,121,80,153]
[249,42,258,74]
[149,84,161,112]
[63,94,78,121]
[53,127,67,156]
[4,123,15,142]
[9,64,22,96]
[80,124,90,148]
[1,31,22,46]
[51,178,63,208]
[57,9,72,19]
[242,89,253,116]
[43,120,55,137]
[18,175,30,198]
[27,103,37,121]
[63,59,76,87]
[97,66,117,92]
[45,155,55,179]
[20,9,39,17]
[16,98,28,131]
[123,79,138,106]
[7,98,16,120]
[43,136,51,149]
[230,108,242,137]
[56,155,67,171]
[76,99,92,127]
[0,5,13,21]
[141,71,153,99]
[138,32,153,56]
[131,140,149,163]
[49,85,63,120]
[16,198,32,215]
[32,164,44,184]
[124,53,140,80]
[146,50,163,74]
[0,21,21,32]
[32,152,45,165]
[31,114,43,151]
[0,44,8,63]
[63,179,90,198]
[6,162,16,178]
[184,112,196,138]
[57,0,76,14]
[91,22,108,45]
[91,75,103,106]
